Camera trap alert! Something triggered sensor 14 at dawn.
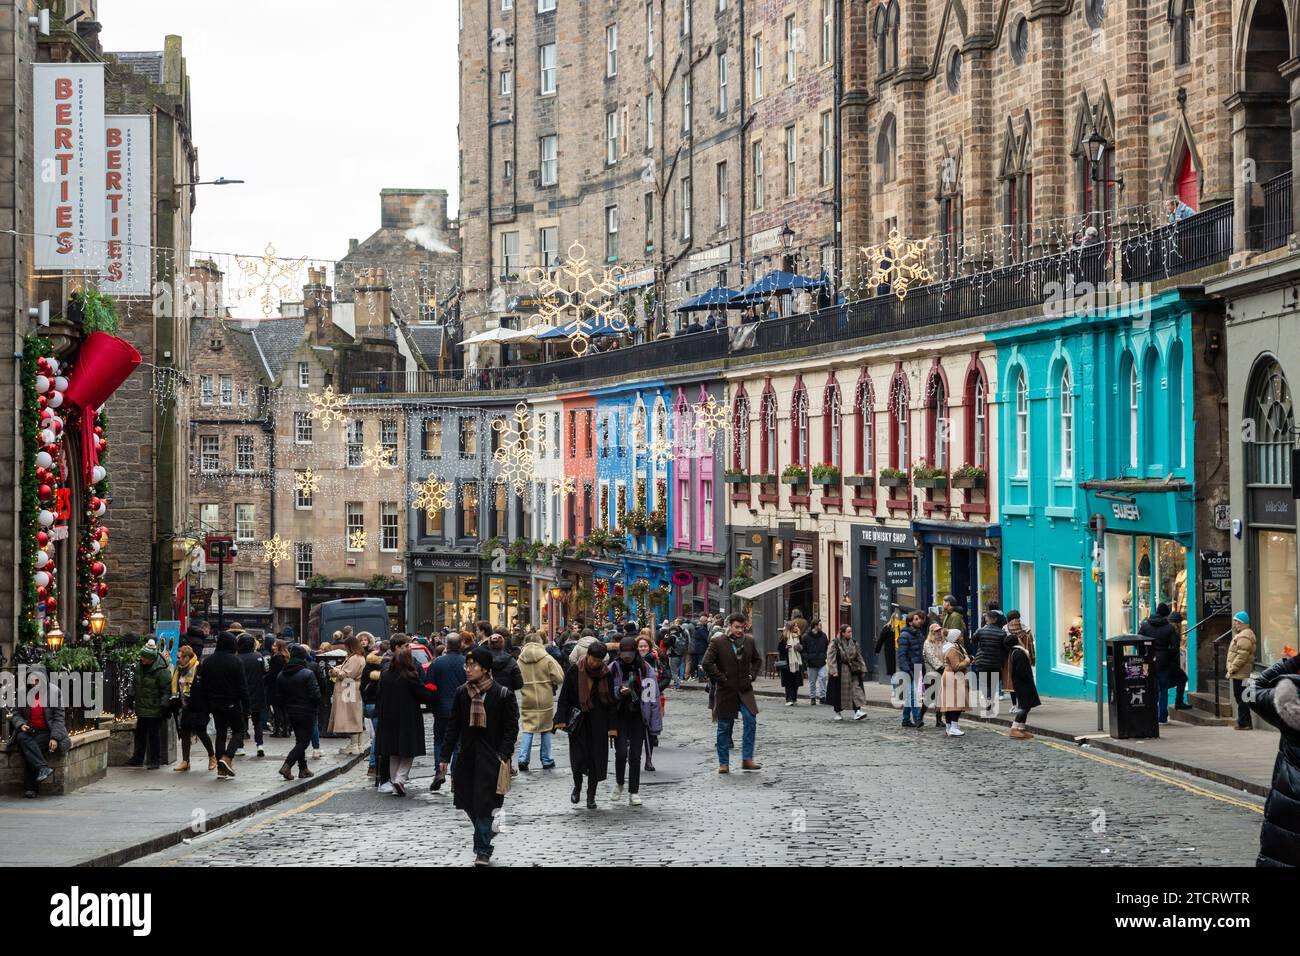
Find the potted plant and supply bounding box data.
[624,511,648,535]
[879,467,908,488]
[728,558,755,594]
[781,463,809,486]
[480,535,505,562]
[724,467,750,485]
[587,527,609,550]
[912,464,948,489]
[951,464,987,489]
[844,472,873,487]
[646,511,667,536]
[811,463,840,486]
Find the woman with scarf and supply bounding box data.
[918,623,947,729]
[377,646,437,795]
[939,628,971,737]
[636,634,668,772]
[327,634,367,754]
[606,636,663,806]
[172,644,214,771]
[1002,610,1035,712]
[555,641,616,809]
[826,623,867,721]
[776,623,805,706]
[439,647,519,866]
[1006,637,1041,739]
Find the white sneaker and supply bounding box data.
[832,712,843,721]
[377,782,395,793]
[629,793,642,806]
[946,724,965,737]
[853,709,866,721]
[235,748,246,757]
[784,701,794,707]
[311,749,322,760]
[610,784,623,801]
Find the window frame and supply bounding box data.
[539,42,557,96]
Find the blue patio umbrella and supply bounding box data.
[734,270,828,301]
[674,287,744,312]
[536,321,628,340]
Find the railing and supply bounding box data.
[1120,201,1234,283]
[1260,171,1293,253]
[340,370,489,394]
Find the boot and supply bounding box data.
[741,759,762,771]
[208,754,217,772]
[279,762,295,781]
[298,766,314,779]
[173,761,190,772]
[1008,727,1032,739]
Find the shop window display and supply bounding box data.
[978,551,1000,620]
[1257,529,1299,665]
[932,547,952,610]
[1054,566,1084,671]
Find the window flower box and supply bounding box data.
[811,464,840,485]
[914,476,948,490]
[951,466,986,490]
[752,473,776,484]
[781,465,808,486]
[912,465,947,490]
[879,471,907,489]
[843,474,873,487]
[724,471,751,485]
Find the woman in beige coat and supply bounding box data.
[517,633,564,770]
[1226,611,1257,730]
[328,634,367,752]
[939,629,971,737]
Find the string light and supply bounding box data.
[260,532,292,568]
[307,386,350,431]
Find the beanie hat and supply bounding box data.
[469,647,495,670]
[140,638,159,661]
[1234,611,1250,625]
[947,629,962,644]
[1156,602,1171,617]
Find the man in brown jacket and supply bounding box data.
[703,612,763,773]
[1226,610,1257,730]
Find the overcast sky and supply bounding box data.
[98,1,460,268]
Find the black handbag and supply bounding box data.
[565,706,585,736]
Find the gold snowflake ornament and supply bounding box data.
[362,443,396,474]
[307,386,351,431]
[549,475,577,498]
[411,475,449,519]
[261,533,292,568]
[525,241,628,356]
[692,395,731,443]
[294,469,321,496]
[860,229,935,301]
[493,402,537,495]
[235,243,308,318]
[348,529,367,550]
[648,432,673,466]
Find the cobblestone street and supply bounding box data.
[137,691,1266,867]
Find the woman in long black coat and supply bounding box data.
[376,647,436,796]
[1249,654,1300,867]
[439,647,519,862]
[555,641,615,809]
[1006,642,1041,739]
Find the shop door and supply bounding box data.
[1176,149,1198,211]
[952,547,973,621]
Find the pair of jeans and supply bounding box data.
[1156,670,1172,723]
[286,711,314,770]
[1232,678,1253,728]
[16,728,52,789]
[212,704,244,759]
[364,703,378,769]
[807,665,826,701]
[614,712,644,792]
[131,716,164,766]
[715,703,756,765]
[900,676,920,724]
[468,812,495,858]
[310,717,320,751]
[672,656,685,681]
[180,724,214,764]
[516,730,553,767]
[434,713,457,777]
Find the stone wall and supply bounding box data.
[0,728,109,795]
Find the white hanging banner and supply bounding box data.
[100,115,152,295]
[33,63,107,271]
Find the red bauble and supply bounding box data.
[50,419,61,433]
[98,439,107,452]
[37,395,47,408]
[37,531,48,546]
[91,561,106,577]
[38,484,51,500]
[36,587,47,600]
[45,444,58,456]
[40,408,52,420]
[93,426,103,437]
[44,598,57,613]
[96,583,108,597]
[37,358,50,373]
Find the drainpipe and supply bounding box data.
[265,392,276,625]
[738,0,746,286]
[832,0,844,294]
[484,0,493,338]
[10,2,26,652]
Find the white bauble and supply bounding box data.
[35,375,50,393]
[38,509,55,527]
[34,570,49,588]
[35,549,49,569]
[46,358,60,375]
[36,451,53,469]
[89,540,100,554]
[94,500,106,517]
[53,376,68,392]
[90,593,100,608]
[91,465,106,484]
[48,392,63,408]
[40,428,55,445]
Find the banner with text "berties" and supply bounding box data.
[99,115,152,296]
[33,63,106,271]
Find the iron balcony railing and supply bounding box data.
[1260,170,1293,253]
[1120,201,1234,283]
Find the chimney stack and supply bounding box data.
[303,267,333,343]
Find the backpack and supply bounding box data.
[673,628,690,656]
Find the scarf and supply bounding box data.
[1007,620,1035,665]
[578,656,611,712]
[785,633,803,671]
[466,671,494,729]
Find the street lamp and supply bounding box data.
[44,618,65,654]
[175,177,245,189]
[779,220,797,274]
[88,609,107,638]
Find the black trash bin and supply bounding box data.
[1107,634,1160,739]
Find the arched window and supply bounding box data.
[652,396,668,469]
[792,381,810,466]
[823,379,842,470]
[889,373,910,469]
[1170,0,1193,68]
[873,1,900,75]
[1059,364,1074,477]
[632,402,647,457]
[886,1,899,71]
[877,114,897,183]
[1142,348,1159,469]
[965,367,988,468]
[1168,342,1185,469]
[732,391,750,471]
[1127,359,1140,469]
[761,386,778,476]
[674,391,691,456]
[1249,358,1293,485]
[1014,370,1029,477]
[927,371,948,469]
[855,374,875,475]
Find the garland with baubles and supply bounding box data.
[23,337,69,643]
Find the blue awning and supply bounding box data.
[735,270,828,300]
[536,322,627,340]
[675,287,743,312]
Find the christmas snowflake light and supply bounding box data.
[860,229,935,301]
[261,533,292,568]
[411,475,449,518]
[307,386,350,431]
[648,432,673,466]
[294,469,321,496]
[549,475,577,498]
[493,402,536,494]
[348,529,367,550]
[525,241,628,356]
[692,395,731,443]
[362,443,396,474]
[235,243,308,318]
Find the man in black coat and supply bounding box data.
[971,610,1015,710]
[275,644,321,780]
[691,615,710,681]
[1248,655,1300,867]
[235,634,267,757]
[802,619,829,705]
[1139,602,1178,724]
[429,635,467,791]
[439,647,519,866]
[197,632,250,778]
